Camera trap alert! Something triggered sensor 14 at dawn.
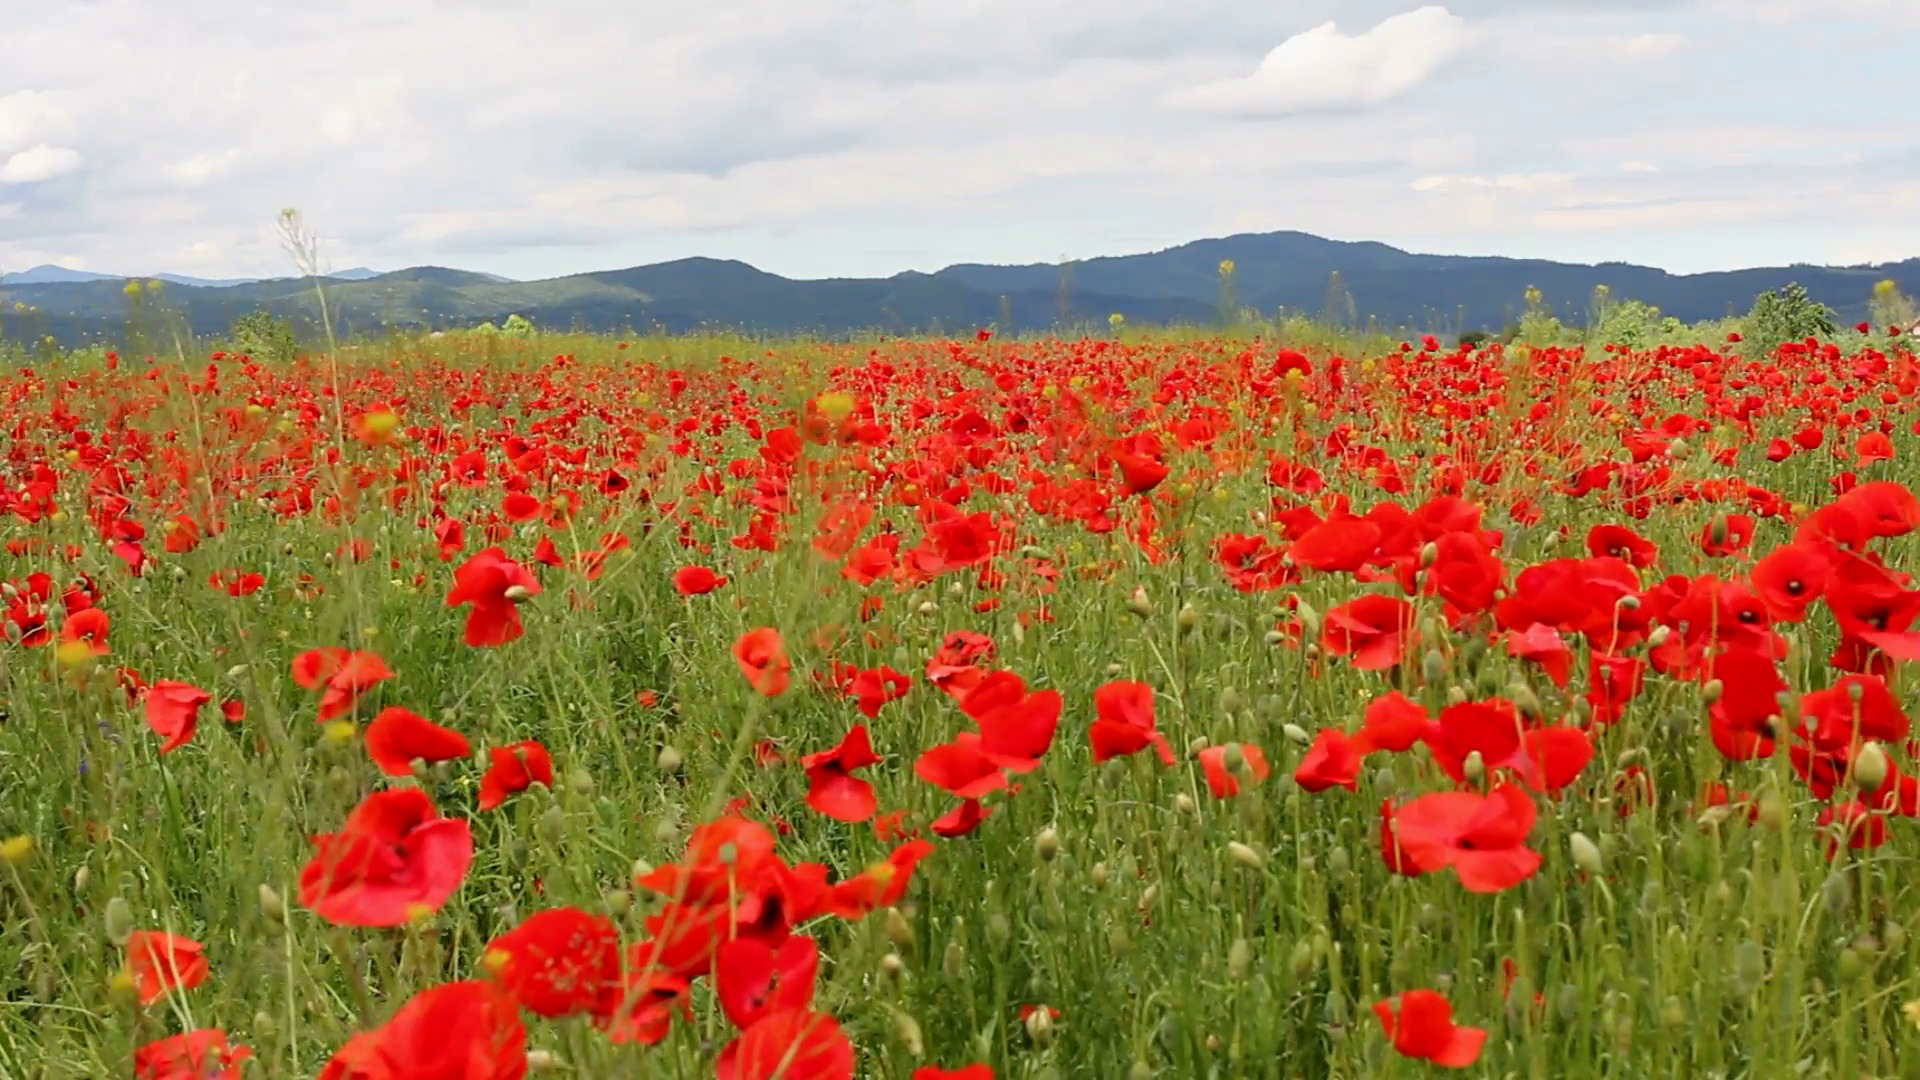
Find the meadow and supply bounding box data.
[3,320,1920,1078]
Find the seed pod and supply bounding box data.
[886,907,915,950]
[258,884,287,923]
[1226,841,1264,869]
[1569,832,1603,877]
[1227,938,1252,982]
[1126,587,1152,618]
[1035,827,1061,862]
[1854,741,1891,793]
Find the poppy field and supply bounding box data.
[5,326,1920,1078]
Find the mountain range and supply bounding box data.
[2,232,1914,347]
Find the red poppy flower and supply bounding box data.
[1374,989,1487,1068]
[1321,593,1416,670]
[125,931,209,1005]
[134,1029,251,1080]
[1388,783,1542,893]
[363,707,472,776]
[482,906,621,1018]
[293,648,394,723]
[1197,742,1270,797]
[142,680,212,754]
[716,935,820,1030]
[673,565,728,596]
[1294,728,1362,793]
[716,1008,855,1080]
[914,1068,995,1080]
[447,546,541,647]
[299,787,474,927]
[1354,691,1430,754]
[479,740,555,810]
[319,980,526,1080]
[801,725,885,823]
[959,672,1061,772]
[1088,680,1175,765]
[735,628,792,697]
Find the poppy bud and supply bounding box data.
[1508,681,1543,720]
[259,883,286,923]
[1756,791,1789,831]
[1173,792,1196,815]
[1106,663,1124,677]
[1854,741,1891,793]
[1130,1062,1154,1080]
[1295,600,1322,639]
[1263,629,1286,646]
[1035,827,1061,862]
[1445,685,1468,704]
[1707,516,1727,545]
[889,1005,924,1054]
[1731,941,1766,993]
[1126,587,1152,618]
[1091,862,1111,888]
[946,581,965,600]
[603,889,632,917]
[537,806,566,844]
[1024,1006,1055,1045]
[566,768,594,795]
[1463,750,1486,784]
[1137,885,1159,918]
[1554,984,1581,1022]
[916,600,938,616]
[986,913,1012,950]
[526,1050,562,1071]
[879,953,905,980]
[1570,832,1603,877]
[1421,649,1445,686]
[1226,841,1264,869]
[886,907,915,949]
[1419,541,1438,568]
[943,938,967,979]
[1221,743,1246,773]
[1617,594,1640,611]
[652,819,680,846]
[1187,735,1210,755]
[1885,920,1908,954]
[1659,995,1686,1030]
[1837,946,1868,984]
[1281,723,1309,744]
[654,746,683,774]
[72,865,89,893]
[1226,938,1251,981]
[1647,625,1671,647]
[1177,602,1199,632]
[104,896,133,946]
[1700,679,1724,704]
[1822,870,1851,917]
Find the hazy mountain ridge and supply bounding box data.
[3,232,1915,346]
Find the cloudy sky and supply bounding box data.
[1,0,1915,282]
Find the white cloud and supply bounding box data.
[0,0,1913,280]
[0,145,82,184]
[1170,7,1476,117]
[1412,173,1576,194]
[164,150,243,187]
[0,91,65,154]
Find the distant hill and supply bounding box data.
[2,232,1914,347]
[0,265,389,288]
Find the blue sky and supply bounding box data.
[0,0,1915,281]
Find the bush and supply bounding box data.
[227,310,298,363]
[1744,282,1835,356]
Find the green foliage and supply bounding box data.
[1589,298,1673,350]
[501,313,536,336]
[227,310,299,362]
[1744,282,1837,355]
